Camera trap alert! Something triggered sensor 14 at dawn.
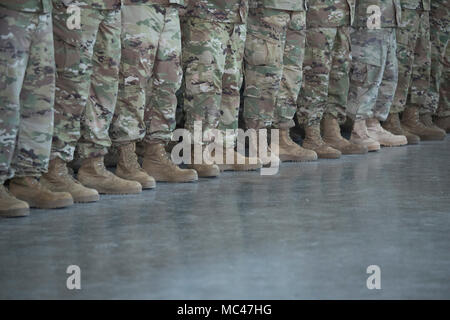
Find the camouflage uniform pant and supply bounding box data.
[436,41,450,117]
[181,17,247,147]
[347,28,398,121]
[391,8,431,115]
[243,8,306,130]
[51,3,121,162]
[430,16,450,117]
[110,4,182,145]
[0,8,55,184]
[297,27,351,127]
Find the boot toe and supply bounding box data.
[139,176,156,189]
[406,134,421,145]
[317,147,341,159]
[193,164,220,178]
[117,180,142,194]
[341,144,368,155]
[0,202,30,218]
[41,192,74,209]
[73,188,100,203]
[180,169,199,182]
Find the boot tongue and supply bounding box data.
[421,115,432,126]
[0,184,9,198]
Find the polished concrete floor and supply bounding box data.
[0,137,449,299]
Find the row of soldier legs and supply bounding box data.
[1,4,449,217]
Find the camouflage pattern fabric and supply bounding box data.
[249,0,305,11]
[0,7,55,183]
[306,0,355,28]
[353,0,402,28]
[436,45,450,117]
[51,1,121,162]
[429,0,449,117]
[181,16,247,146]
[110,4,183,146]
[399,0,430,10]
[243,7,306,130]
[184,0,249,24]
[296,26,352,126]
[61,0,121,10]
[390,6,431,114]
[347,28,399,121]
[296,0,354,127]
[347,0,401,121]
[0,0,52,13]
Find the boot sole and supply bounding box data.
[219,165,262,172]
[418,135,446,141]
[95,188,142,195]
[141,182,157,189]
[380,142,408,147]
[317,155,341,159]
[279,157,318,162]
[406,139,420,145]
[147,171,199,183]
[380,144,407,148]
[153,178,198,183]
[73,194,100,203]
[341,151,368,155]
[0,207,30,218]
[28,198,74,209]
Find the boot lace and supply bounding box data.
[421,114,433,127]
[156,144,178,169]
[120,144,142,171]
[54,160,80,185]
[0,184,12,199]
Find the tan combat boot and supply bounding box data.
[0,184,29,217]
[350,119,381,152]
[321,114,368,155]
[366,118,408,147]
[247,132,280,167]
[9,177,73,209]
[215,148,263,172]
[116,142,156,189]
[382,113,420,145]
[435,116,450,133]
[402,106,446,141]
[187,144,220,178]
[41,158,99,203]
[142,141,198,182]
[276,128,318,161]
[302,124,341,159]
[420,114,446,139]
[77,156,142,194]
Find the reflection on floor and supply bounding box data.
[0,138,449,299]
